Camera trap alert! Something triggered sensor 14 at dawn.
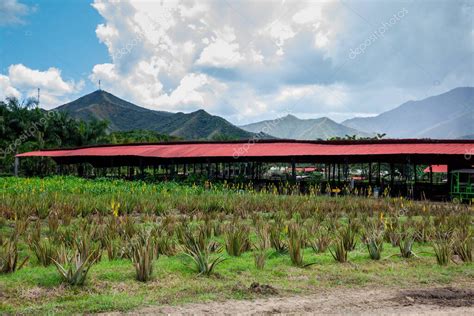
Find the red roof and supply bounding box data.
[296,167,317,172]
[16,140,474,159]
[423,165,448,173]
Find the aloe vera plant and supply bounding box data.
[329,237,348,263]
[0,238,29,274]
[433,239,452,266]
[253,248,267,270]
[340,221,358,251]
[30,238,56,266]
[130,233,155,282]
[182,239,225,276]
[399,235,415,258]
[224,222,250,257]
[52,250,97,286]
[453,231,473,263]
[287,221,314,267]
[269,222,287,254]
[180,224,225,276]
[366,237,384,260]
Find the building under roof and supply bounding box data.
[16,139,474,200]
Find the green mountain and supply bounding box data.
[55,90,255,140]
[342,87,474,139]
[240,114,369,140]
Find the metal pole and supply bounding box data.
[291,159,296,182]
[368,163,372,185]
[430,165,433,185]
[14,157,19,176]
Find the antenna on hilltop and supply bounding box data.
[37,88,40,107]
[98,80,101,91]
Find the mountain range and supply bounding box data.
[343,87,474,139]
[240,115,369,140]
[54,87,474,140]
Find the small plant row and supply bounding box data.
[1,209,471,285]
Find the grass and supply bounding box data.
[0,176,473,314]
[1,242,472,314]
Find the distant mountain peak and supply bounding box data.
[241,114,368,140]
[53,90,256,140]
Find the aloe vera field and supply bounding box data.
[0,176,473,314]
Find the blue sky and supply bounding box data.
[0,0,473,124]
[0,0,108,94]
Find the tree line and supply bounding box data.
[0,97,177,175]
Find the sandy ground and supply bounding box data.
[104,286,474,315]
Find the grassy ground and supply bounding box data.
[1,242,472,314]
[1,177,472,314]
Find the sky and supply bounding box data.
[0,0,473,124]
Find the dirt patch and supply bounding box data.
[399,287,474,307]
[103,286,474,315]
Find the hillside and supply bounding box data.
[342,87,474,138]
[55,90,256,140]
[240,114,369,140]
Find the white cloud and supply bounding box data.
[1,64,83,108]
[0,0,33,26]
[0,75,21,99]
[196,27,243,67]
[85,0,474,124]
[9,64,79,94]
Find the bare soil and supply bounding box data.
[104,286,474,315]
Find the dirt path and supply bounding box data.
[105,286,474,315]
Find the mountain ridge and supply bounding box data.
[240,114,370,140]
[342,87,474,139]
[55,90,255,140]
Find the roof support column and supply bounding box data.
[429,165,433,185]
[338,163,341,184]
[368,163,372,185]
[377,162,381,186]
[291,159,296,182]
[14,157,19,177]
[390,163,395,189]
